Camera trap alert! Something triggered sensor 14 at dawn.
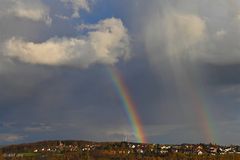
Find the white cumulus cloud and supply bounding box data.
[61,0,90,18]
[0,0,51,25]
[3,18,130,68]
[162,12,206,58]
[145,10,206,67]
[142,0,240,65]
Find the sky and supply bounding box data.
[1,0,240,145]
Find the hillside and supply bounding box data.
[1,140,240,160]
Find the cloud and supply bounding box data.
[216,30,227,38]
[0,133,25,142]
[164,12,206,55]
[24,124,53,133]
[218,84,240,95]
[3,18,130,68]
[0,0,51,25]
[60,0,90,18]
[142,0,240,65]
[55,14,70,20]
[145,10,206,65]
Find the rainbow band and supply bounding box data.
[172,64,216,143]
[109,67,147,143]
[188,84,215,143]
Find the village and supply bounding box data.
[2,141,240,158]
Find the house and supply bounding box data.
[198,150,203,155]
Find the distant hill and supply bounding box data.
[1,140,97,152]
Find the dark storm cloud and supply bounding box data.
[124,0,240,144]
[1,0,240,145]
[202,64,240,86]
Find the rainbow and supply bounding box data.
[108,67,147,143]
[186,79,216,143]
[171,63,216,143]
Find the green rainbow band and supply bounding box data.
[189,83,216,143]
[108,67,147,143]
